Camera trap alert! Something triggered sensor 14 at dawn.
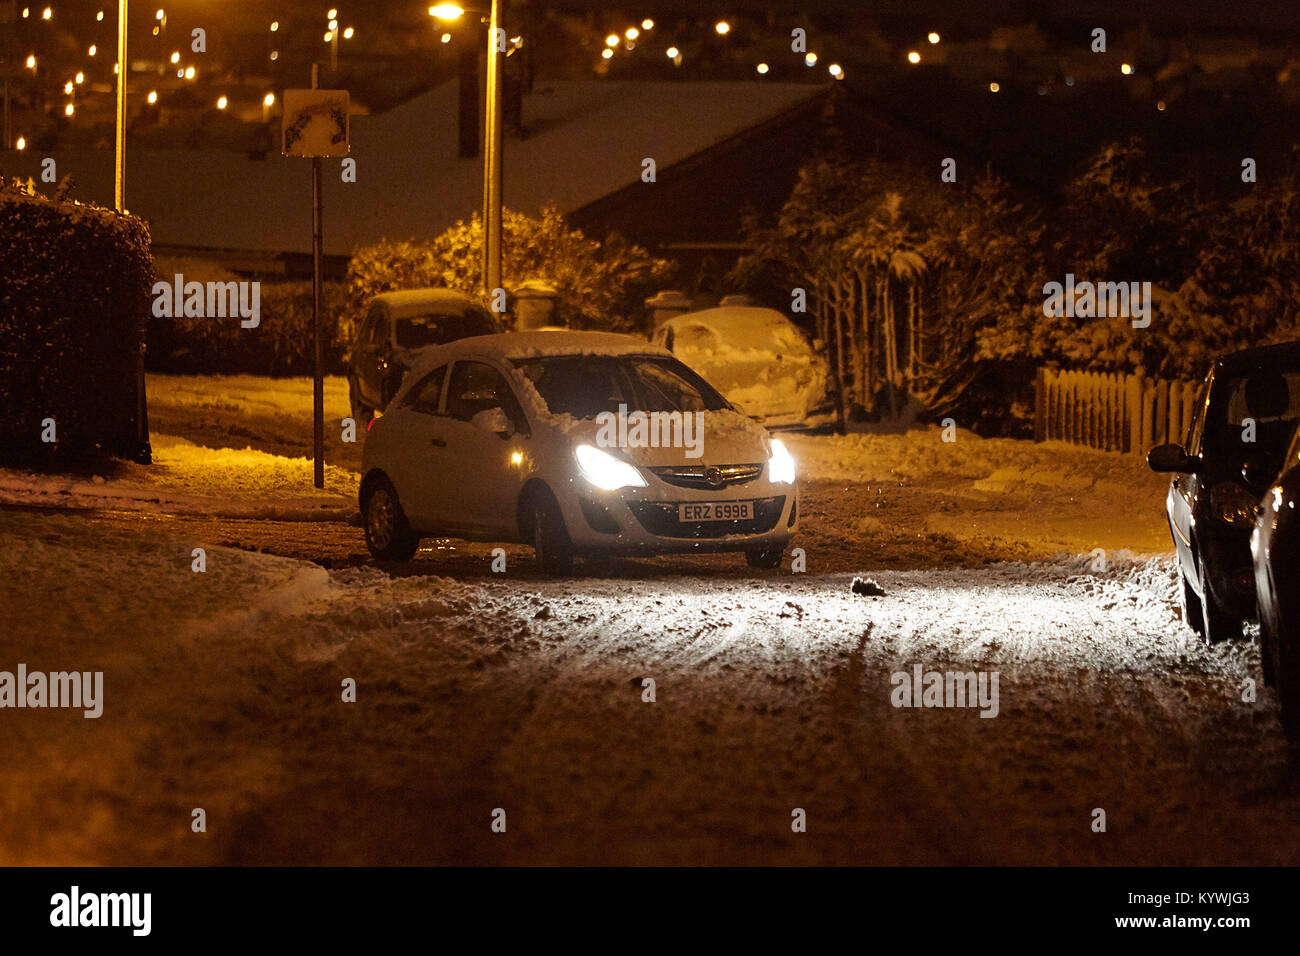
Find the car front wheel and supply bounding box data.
[1200,562,1243,645]
[530,491,573,576]
[1180,569,1206,637]
[363,475,418,562]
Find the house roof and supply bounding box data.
[1,80,825,258]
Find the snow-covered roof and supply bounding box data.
[662,306,811,352]
[373,288,482,318]
[0,80,824,257]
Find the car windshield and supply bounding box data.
[394,306,495,349]
[1203,367,1300,472]
[512,354,730,419]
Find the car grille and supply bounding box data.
[648,463,764,490]
[628,496,786,539]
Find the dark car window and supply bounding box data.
[446,361,526,431]
[512,355,729,419]
[394,305,496,350]
[1203,369,1300,471]
[402,364,448,414]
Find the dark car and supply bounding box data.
[348,289,499,424]
[1147,342,1300,644]
[1252,420,1300,737]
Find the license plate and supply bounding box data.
[678,501,753,522]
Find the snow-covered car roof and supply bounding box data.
[660,306,812,351]
[373,288,485,319]
[405,330,673,378]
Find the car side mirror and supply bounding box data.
[1147,443,1201,474]
[471,406,512,438]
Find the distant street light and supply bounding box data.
[756,62,768,74]
[715,21,730,35]
[908,50,921,64]
[429,3,464,18]
[216,95,228,109]
[928,32,941,44]
[641,18,653,30]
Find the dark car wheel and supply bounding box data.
[1275,607,1300,744]
[363,475,418,562]
[1180,569,1206,637]
[1199,561,1243,645]
[348,377,373,426]
[530,491,573,576]
[745,545,783,569]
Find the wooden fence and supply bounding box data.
[1033,367,1201,455]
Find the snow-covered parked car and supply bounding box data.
[651,306,837,430]
[347,289,500,425]
[359,331,799,574]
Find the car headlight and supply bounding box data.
[575,444,647,491]
[1211,482,1261,527]
[768,438,796,485]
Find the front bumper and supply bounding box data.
[556,472,799,556]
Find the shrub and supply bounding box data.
[0,182,152,466]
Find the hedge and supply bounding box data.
[0,183,152,467]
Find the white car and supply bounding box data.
[359,331,799,574]
[652,306,837,429]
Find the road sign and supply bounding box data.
[281,89,350,158]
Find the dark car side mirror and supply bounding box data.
[1147,443,1202,474]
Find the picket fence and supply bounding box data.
[1033,367,1201,455]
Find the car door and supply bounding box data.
[1169,377,1210,580]
[441,359,530,536]
[380,364,454,532]
[354,303,389,409]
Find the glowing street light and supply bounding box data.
[625,27,638,40]
[440,32,451,43]
[270,20,279,31]
[343,26,354,39]
[908,50,921,64]
[641,18,653,30]
[804,52,817,66]
[928,32,940,44]
[605,33,619,47]
[16,136,26,150]
[666,46,679,58]
[42,7,52,20]
[75,71,84,84]
[64,81,73,94]
[170,51,180,63]
[601,48,613,60]
[184,65,195,79]
[715,20,729,35]
[828,63,843,78]
[216,95,228,109]
[756,62,768,74]
[989,81,1000,92]
[88,45,97,55]
[147,89,157,103]
[428,3,463,19]
[25,55,36,70]
[64,103,74,116]
[327,7,337,19]
[1120,62,1133,75]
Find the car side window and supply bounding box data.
[446,361,527,432]
[1185,378,1211,456]
[402,364,448,414]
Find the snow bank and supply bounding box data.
[0,433,357,520]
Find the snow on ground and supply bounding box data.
[0,434,356,519]
[6,378,1295,865]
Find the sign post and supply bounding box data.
[282,71,349,490]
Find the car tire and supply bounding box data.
[1259,598,1280,689]
[362,474,418,562]
[1274,607,1300,744]
[1180,569,1206,637]
[745,545,783,570]
[349,377,373,427]
[530,490,573,576]
[1200,562,1243,645]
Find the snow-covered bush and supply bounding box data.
[345,205,674,336]
[0,182,152,466]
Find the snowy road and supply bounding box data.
[6,468,1299,864]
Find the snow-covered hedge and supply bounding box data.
[0,184,152,466]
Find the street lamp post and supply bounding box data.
[482,0,502,298]
[115,0,127,210]
[432,2,503,298]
